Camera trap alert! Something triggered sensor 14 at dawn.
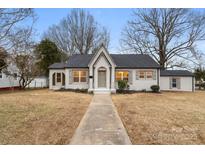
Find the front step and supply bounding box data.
[93,88,111,94]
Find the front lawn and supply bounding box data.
[112,91,205,144]
[0,89,92,144]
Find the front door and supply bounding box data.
[98,70,106,88]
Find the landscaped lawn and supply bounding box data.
[0,89,92,144]
[112,91,205,144]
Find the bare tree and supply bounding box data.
[121,9,205,69]
[0,47,7,69]
[0,9,35,49]
[0,8,35,72]
[7,54,38,89]
[5,27,39,89]
[44,9,110,56]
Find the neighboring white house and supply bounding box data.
[0,64,48,90]
[48,45,195,93]
[0,63,19,90]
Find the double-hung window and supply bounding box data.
[172,78,177,88]
[139,71,146,79]
[170,77,180,89]
[137,70,154,80]
[73,70,87,83]
[146,71,153,79]
[115,71,129,81]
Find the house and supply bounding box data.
[0,63,19,90]
[48,45,195,93]
[0,64,48,90]
[0,69,49,90]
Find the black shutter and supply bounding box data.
[52,73,56,86]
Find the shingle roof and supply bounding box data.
[48,54,161,69]
[66,54,93,68]
[110,54,160,68]
[48,62,66,69]
[160,70,194,77]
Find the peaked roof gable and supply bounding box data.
[88,45,116,67]
[49,45,161,69]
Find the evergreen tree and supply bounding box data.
[34,39,65,76]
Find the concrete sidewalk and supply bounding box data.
[70,94,131,145]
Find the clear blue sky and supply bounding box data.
[34,8,133,53]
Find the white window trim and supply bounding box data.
[115,71,129,81]
[73,70,87,83]
[146,71,154,80]
[139,71,146,80]
[137,70,154,80]
[171,77,180,89]
[172,78,177,88]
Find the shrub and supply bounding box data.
[118,80,127,91]
[201,83,205,90]
[57,88,88,93]
[150,85,160,93]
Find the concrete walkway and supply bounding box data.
[70,94,131,145]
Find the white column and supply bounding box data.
[65,69,69,89]
[111,66,116,92]
[49,69,53,89]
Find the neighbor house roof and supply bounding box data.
[160,70,194,77]
[49,54,161,69]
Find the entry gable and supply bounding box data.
[88,45,116,68]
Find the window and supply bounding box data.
[80,71,86,82]
[146,71,153,79]
[172,78,177,88]
[73,70,87,82]
[137,70,154,80]
[73,71,80,82]
[57,73,61,82]
[0,69,2,79]
[139,71,146,79]
[52,73,56,86]
[115,71,129,81]
[116,72,122,81]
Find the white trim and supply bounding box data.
[88,46,116,67]
[73,70,87,83]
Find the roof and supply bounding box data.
[110,54,160,68]
[49,54,161,69]
[66,54,93,68]
[48,62,66,69]
[160,70,194,77]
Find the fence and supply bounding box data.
[27,79,48,88]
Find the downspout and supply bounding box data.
[92,67,94,90]
[192,76,195,92]
[157,69,160,86]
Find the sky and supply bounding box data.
[34,8,133,53]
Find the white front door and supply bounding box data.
[98,70,106,88]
